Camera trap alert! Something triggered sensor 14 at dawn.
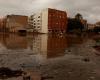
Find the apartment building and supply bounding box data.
[5,15,28,33]
[48,8,67,33]
[29,8,67,33]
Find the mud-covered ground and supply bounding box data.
[0,33,99,80]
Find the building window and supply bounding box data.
[31,19,33,21]
[37,26,40,28]
[37,20,40,22]
[34,26,36,28]
[38,16,40,18]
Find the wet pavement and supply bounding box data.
[0,33,99,80]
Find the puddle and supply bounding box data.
[0,67,23,79]
[0,34,99,80]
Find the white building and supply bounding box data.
[29,8,67,33]
[29,9,48,33]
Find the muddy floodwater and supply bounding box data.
[0,33,99,80]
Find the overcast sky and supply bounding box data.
[0,0,99,23]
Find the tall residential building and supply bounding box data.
[29,8,67,33]
[29,13,42,33]
[5,15,28,33]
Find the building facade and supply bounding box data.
[29,8,67,33]
[48,8,67,33]
[81,19,88,31]
[0,18,7,32]
[0,19,3,32]
[88,24,95,30]
[5,15,28,33]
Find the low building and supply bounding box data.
[29,8,67,33]
[0,19,3,32]
[5,15,28,33]
[88,24,95,30]
[95,22,100,27]
[81,19,88,31]
[0,18,7,32]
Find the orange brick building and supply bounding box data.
[48,8,67,33]
[29,8,68,33]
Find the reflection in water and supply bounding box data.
[47,35,68,58]
[0,33,84,58]
[22,70,41,80]
[0,33,86,80]
[5,34,28,49]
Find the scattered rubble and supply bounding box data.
[0,67,23,79]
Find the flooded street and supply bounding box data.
[0,33,100,80]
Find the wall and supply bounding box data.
[6,15,28,32]
[41,9,48,33]
[48,8,67,33]
[29,8,67,34]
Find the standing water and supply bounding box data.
[0,33,99,80]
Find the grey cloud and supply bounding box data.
[0,0,99,23]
